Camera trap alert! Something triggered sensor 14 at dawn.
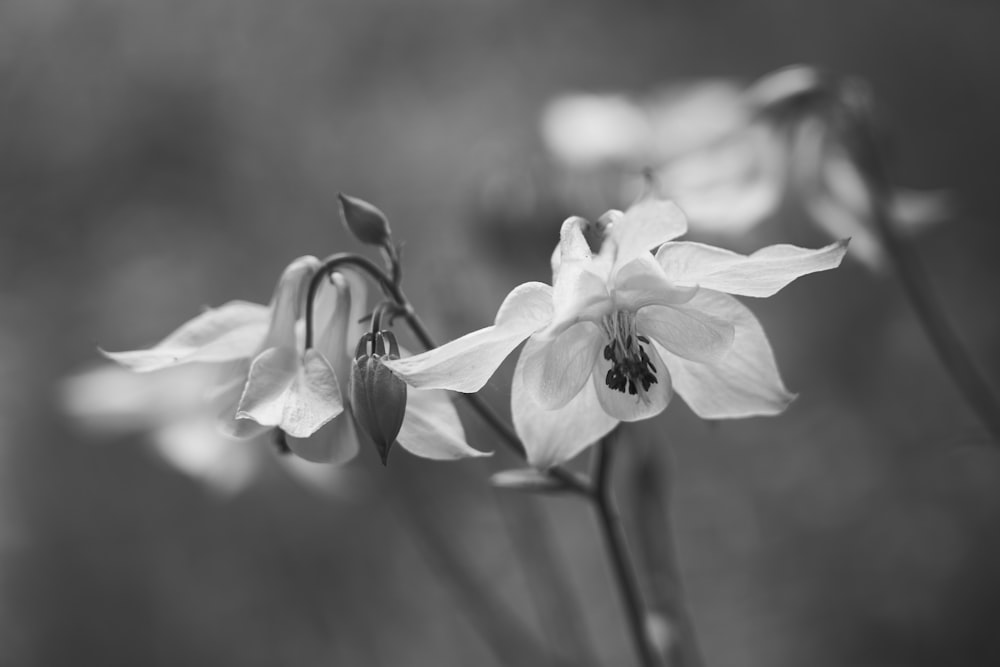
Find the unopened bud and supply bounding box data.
[338,193,393,248]
[350,331,407,465]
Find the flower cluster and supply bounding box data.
[103,255,484,467]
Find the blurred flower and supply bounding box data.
[387,200,847,466]
[540,66,950,268]
[58,363,349,496]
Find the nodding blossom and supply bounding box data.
[386,199,847,467]
[104,257,484,465]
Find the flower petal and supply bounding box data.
[606,199,688,272]
[611,254,698,311]
[512,340,618,467]
[592,339,673,422]
[656,239,848,297]
[543,265,611,338]
[261,256,321,350]
[286,409,361,464]
[521,322,602,410]
[396,388,488,460]
[313,270,367,385]
[636,292,736,363]
[658,292,794,418]
[235,347,344,437]
[384,282,553,392]
[103,301,270,372]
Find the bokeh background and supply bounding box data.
[3,1,1000,665]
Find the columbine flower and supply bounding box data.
[104,257,484,464]
[386,199,847,467]
[104,256,344,451]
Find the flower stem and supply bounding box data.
[592,432,662,667]
[869,180,1000,446]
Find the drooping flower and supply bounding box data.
[103,257,484,464]
[386,199,847,467]
[104,256,344,448]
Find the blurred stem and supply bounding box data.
[868,176,1000,446]
[389,470,560,667]
[631,439,705,667]
[591,431,661,667]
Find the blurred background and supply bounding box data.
[3,0,1000,665]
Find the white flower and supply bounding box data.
[386,200,847,467]
[103,257,483,463]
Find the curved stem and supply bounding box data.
[865,163,1000,446]
[592,432,661,667]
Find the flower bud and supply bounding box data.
[350,331,407,465]
[338,193,393,249]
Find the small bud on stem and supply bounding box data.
[350,330,407,465]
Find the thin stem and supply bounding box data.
[865,158,1000,446]
[592,432,661,667]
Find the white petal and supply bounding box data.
[607,199,688,272]
[656,239,848,298]
[384,282,553,392]
[286,410,361,464]
[216,378,273,440]
[279,349,344,438]
[152,418,261,495]
[593,339,673,422]
[512,340,618,467]
[521,322,602,410]
[637,298,735,363]
[542,265,611,339]
[397,388,488,460]
[235,347,344,437]
[612,254,698,311]
[261,256,320,350]
[313,271,365,386]
[103,301,270,372]
[659,292,794,418]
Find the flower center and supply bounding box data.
[601,311,657,397]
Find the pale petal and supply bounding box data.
[216,380,273,440]
[611,254,698,311]
[313,270,367,385]
[261,256,320,350]
[278,349,344,438]
[103,301,270,372]
[512,340,618,467]
[235,347,298,427]
[152,418,261,495]
[286,410,361,464]
[658,292,794,418]
[541,265,611,340]
[397,388,488,460]
[384,282,553,392]
[606,199,688,272]
[656,239,848,297]
[592,339,673,422]
[637,296,735,363]
[235,347,344,437]
[521,322,603,410]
